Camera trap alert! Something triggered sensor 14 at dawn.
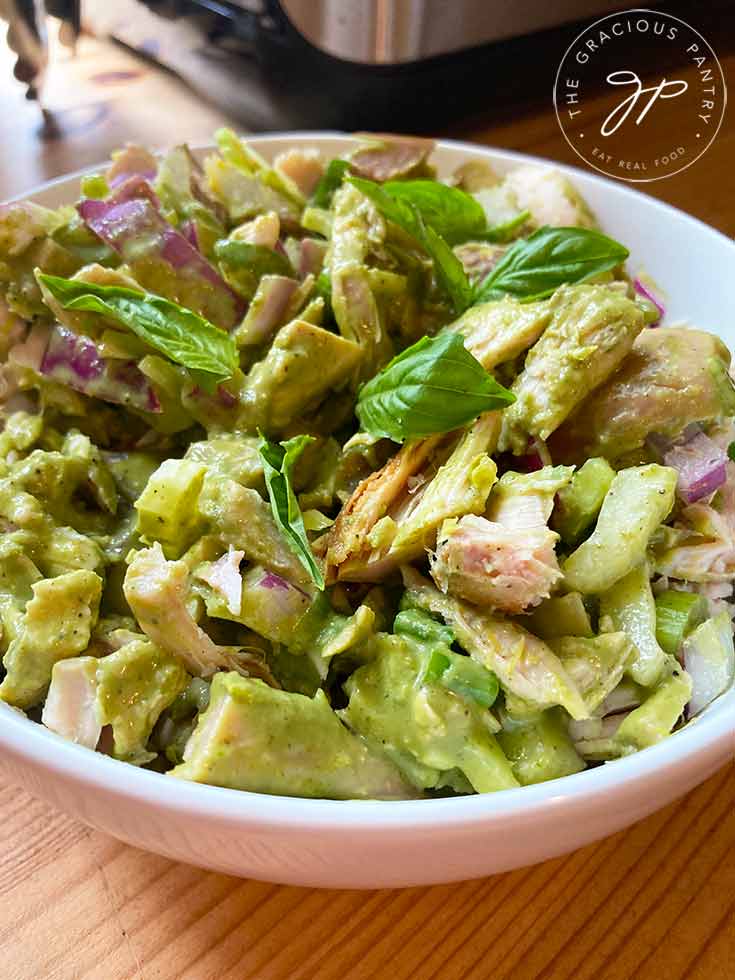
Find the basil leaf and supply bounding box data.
[381,179,487,245]
[727,442,735,463]
[421,223,474,315]
[259,433,325,590]
[349,176,472,314]
[37,273,238,382]
[356,332,514,442]
[474,226,629,303]
[311,159,350,208]
[480,209,531,243]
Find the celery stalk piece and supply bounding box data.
[599,563,667,687]
[552,457,616,548]
[655,589,708,656]
[562,464,677,594]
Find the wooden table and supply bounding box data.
[0,17,734,980]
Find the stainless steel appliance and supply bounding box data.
[82,0,626,130]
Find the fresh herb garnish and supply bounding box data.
[379,179,487,245]
[728,441,735,462]
[356,332,514,442]
[480,209,531,243]
[259,433,325,590]
[349,176,473,313]
[37,273,238,386]
[312,159,350,208]
[474,226,629,303]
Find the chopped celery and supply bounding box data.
[563,464,677,594]
[600,563,666,687]
[614,664,691,751]
[394,608,499,708]
[526,592,594,640]
[681,612,735,715]
[552,457,615,547]
[440,656,499,708]
[655,589,708,656]
[81,174,109,199]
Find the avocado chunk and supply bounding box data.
[172,672,415,799]
[550,327,735,463]
[0,569,102,709]
[185,435,265,490]
[96,638,189,763]
[135,458,207,559]
[497,708,585,785]
[341,632,517,793]
[240,319,362,433]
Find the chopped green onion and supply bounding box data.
[441,657,499,708]
[419,648,452,686]
[81,174,109,200]
[655,589,708,655]
[394,609,454,647]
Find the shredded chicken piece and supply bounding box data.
[325,435,444,580]
[350,135,434,182]
[195,548,245,616]
[430,467,572,613]
[431,516,561,614]
[274,148,324,196]
[124,544,272,680]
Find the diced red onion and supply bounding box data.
[260,571,291,592]
[40,325,161,413]
[516,451,544,473]
[633,277,665,325]
[180,219,199,251]
[78,183,243,326]
[647,424,727,503]
[187,383,238,409]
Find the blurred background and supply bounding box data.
[0,0,732,230]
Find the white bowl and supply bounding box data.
[1,134,734,889]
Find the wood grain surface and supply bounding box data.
[0,13,733,980]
